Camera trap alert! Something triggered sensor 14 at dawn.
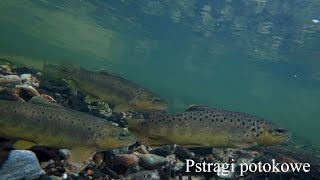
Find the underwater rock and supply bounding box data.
[39,79,71,95]
[125,170,160,180]
[150,145,172,157]
[0,64,13,75]
[29,95,61,107]
[83,166,108,179]
[20,73,39,87]
[0,150,45,180]
[87,101,112,117]
[0,75,21,87]
[0,88,21,101]
[174,146,195,162]
[67,91,89,112]
[16,84,40,100]
[139,154,168,170]
[58,149,71,160]
[113,154,139,168]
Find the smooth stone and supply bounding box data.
[125,170,160,180]
[0,150,44,180]
[0,75,21,87]
[139,154,167,170]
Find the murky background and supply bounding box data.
[0,0,319,145]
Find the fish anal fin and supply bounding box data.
[70,147,97,163]
[230,140,257,148]
[185,105,211,111]
[13,139,36,150]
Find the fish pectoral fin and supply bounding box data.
[113,104,132,112]
[230,140,257,148]
[185,105,211,111]
[70,147,97,163]
[13,139,37,150]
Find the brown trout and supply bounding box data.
[0,100,136,163]
[44,63,168,112]
[128,106,290,148]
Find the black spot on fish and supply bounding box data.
[173,118,175,120]
[230,119,233,122]
[200,118,202,121]
[58,118,61,121]
[257,126,261,130]
[14,110,17,113]
[42,111,44,114]
[224,117,226,120]
[71,121,74,124]
[32,111,35,114]
[49,115,52,119]
[243,131,246,134]
[220,119,223,122]
[66,116,68,119]
[25,108,27,110]
[88,127,91,131]
[242,122,245,126]
[205,116,208,118]
[184,117,187,120]
[248,119,251,122]
[193,117,196,120]
[251,128,256,132]
[237,118,240,122]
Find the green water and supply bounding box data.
[0,0,319,145]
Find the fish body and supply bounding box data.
[44,64,168,112]
[0,100,136,162]
[128,106,290,148]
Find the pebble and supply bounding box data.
[139,154,168,170]
[125,170,160,180]
[20,73,39,87]
[150,145,172,157]
[113,154,139,167]
[0,75,21,87]
[0,150,45,180]
[16,84,40,99]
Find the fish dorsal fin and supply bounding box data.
[70,147,97,163]
[230,140,257,148]
[185,105,211,111]
[13,140,37,150]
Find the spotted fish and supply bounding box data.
[128,105,290,148]
[44,63,168,112]
[0,100,137,163]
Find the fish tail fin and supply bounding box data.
[127,118,144,132]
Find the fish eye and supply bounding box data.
[118,132,128,140]
[275,128,286,135]
[152,98,162,103]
